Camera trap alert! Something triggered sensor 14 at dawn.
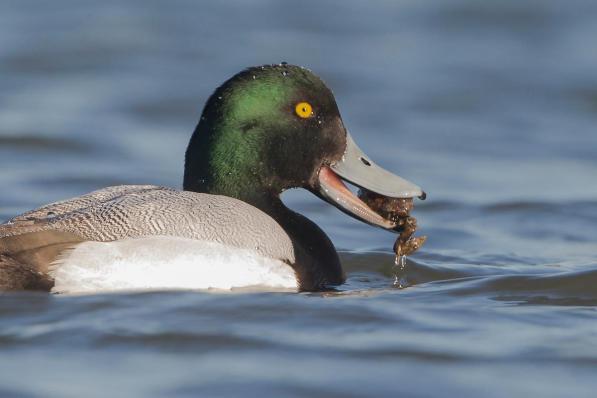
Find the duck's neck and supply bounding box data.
[250,193,345,290]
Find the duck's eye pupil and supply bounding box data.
[295,102,313,119]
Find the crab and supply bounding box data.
[358,190,427,257]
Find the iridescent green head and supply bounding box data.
[184,64,347,201]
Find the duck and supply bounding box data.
[0,63,425,294]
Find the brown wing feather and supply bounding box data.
[0,253,54,291]
[0,225,83,291]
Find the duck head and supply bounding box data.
[184,64,425,230]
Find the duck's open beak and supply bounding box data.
[317,132,425,230]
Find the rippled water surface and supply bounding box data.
[1,1,597,397]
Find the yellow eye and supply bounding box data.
[295,102,313,119]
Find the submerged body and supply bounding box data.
[0,64,424,293]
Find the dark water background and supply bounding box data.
[1,1,597,396]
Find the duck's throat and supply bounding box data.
[252,197,345,290]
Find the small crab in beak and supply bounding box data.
[316,132,427,256]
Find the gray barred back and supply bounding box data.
[1,185,295,264]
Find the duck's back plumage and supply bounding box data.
[0,186,297,292]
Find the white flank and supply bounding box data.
[50,236,298,294]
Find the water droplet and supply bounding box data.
[393,255,408,288]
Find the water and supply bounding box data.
[1,0,597,396]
